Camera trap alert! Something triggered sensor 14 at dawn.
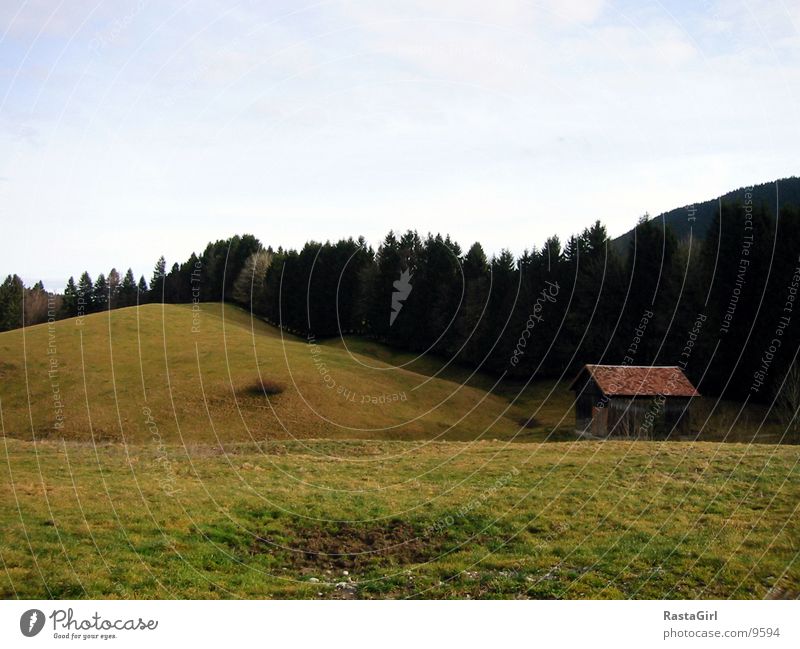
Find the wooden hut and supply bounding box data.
[569,365,699,439]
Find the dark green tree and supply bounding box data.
[137,276,149,304]
[62,276,78,317]
[107,268,121,308]
[0,274,24,331]
[77,272,94,315]
[93,273,109,311]
[150,256,167,302]
[120,269,137,307]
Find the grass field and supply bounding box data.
[0,304,798,598]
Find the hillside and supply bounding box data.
[0,303,571,445]
[612,176,800,253]
[0,303,790,444]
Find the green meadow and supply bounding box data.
[0,304,797,598]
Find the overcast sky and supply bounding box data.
[1,0,799,290]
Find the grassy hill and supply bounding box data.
[0,303,575,445]
[0,303,788,444]
[0,304,798,598]
[612,176,800,253]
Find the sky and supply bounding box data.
[1,0,799,291]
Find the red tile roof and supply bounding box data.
[571,365,699,397]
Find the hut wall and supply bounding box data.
[607,397,639,438]
[606,397,665,439]
[591,403,608,437]
[606,396,693,439]
[573,376,604,434]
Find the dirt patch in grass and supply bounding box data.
[251,520,447,571]
[236,378,286,401]
[241,378,285,397]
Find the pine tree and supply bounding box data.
[368,231,402,339]
[456,242,490,365]
[77,272,94,315]
[335,238,372,333]
[561,221,610,365]
[541,236,562,272]
[483,250,518,372]
[93,273,109,311]
[0,274,24,331]
[137,276,149,304]
[178,253,201,303]
[150,256,166,302]
[62,276,78,317]
[120,269,137,307]
[164,263,181,303]
[108,268,121,309]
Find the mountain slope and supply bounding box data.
[612,176,800,252]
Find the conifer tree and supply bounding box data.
[0,274,24,331]
[120,269,137,307]
[137,276,149,304]
[150,256,166,302]
[77,272,94,314]
[108,268,121,308]
[93,273,109,311]
[62,276,78,317]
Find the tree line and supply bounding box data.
[2,204,799,403]
[0,234,263,328]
